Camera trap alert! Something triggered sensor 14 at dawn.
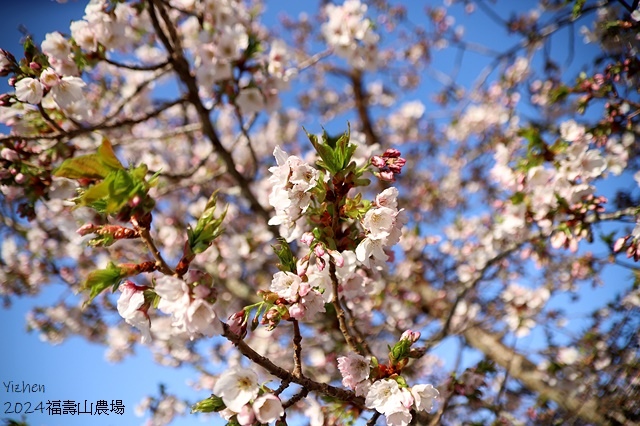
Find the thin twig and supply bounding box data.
[37,104,65,133]
[329,258,363,355]
[282,388,309,409]
[222,323,365,406]
[131,216,174,275]
[366,411,381,426]
[292,319,303,378]
[343,302,373,356]
[103,57,170,71]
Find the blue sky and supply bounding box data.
[0,1,634,426]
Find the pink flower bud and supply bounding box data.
[14,173,27,184]
[383,148,401,158]
[228,311,247,336]
[401,329,421,343]
[613,237,628,253]
[300,232,314,246]
[296,256,309,276]
[314,243,326,258]
[236,403,255,425]
[289,303,305,320]
[371,155,386,168]
[328,249,344,267]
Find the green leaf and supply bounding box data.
[187,191,227,255]
[53,138,124,180]
[82,262,124,304]
[334,124,356,171]
[191,395,225,414]
[271,238,297,272]
[305,128,340,175]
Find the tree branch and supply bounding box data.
[222,323,365,406]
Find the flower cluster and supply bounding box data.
[365,379,439,426]
[268,146,320,241]
[322,0,379,70]
[337,331,439,426]
[371,149,407,182]
[152,271,222,340]
[501,283,550,337]
[213,367,284,425]
[613,219,640,261]
[269,271,326,321]
[356,187,407,269]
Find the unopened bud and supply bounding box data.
[14,172,27,184]
[300,232,314,246]
[383,148,401,158]
[401,329,421,343]
[328,248,344,267]
[371,155,386,168]
[77,223,98,236]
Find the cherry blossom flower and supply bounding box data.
[184,298,222,337]
[39,68,60,88]
[50,76,86,109]
[322,0,379,69]
[213,368,260,413]
[236,404,255,426]
[154,275,190,317]
[365,379,405,415]
[385,408,412,426]
[153,275,221,338]
[116,281,151,343]
[15,78,44,104]
[337,352,370,388]
[268,146,320,241]
[411,384,439,412]
[356,236,388,268]
[41,32,71,60]
[253,394,284,423]
[270,271,302,302]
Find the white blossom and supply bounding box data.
[41,32,71,60]
[213,368,260,413]
[270,271,302,302]
[365,379,406,415]
[337,352,370,388]
[252,394,284,423]
[15,78,44,104]
[411,384,439,412]
[50,76,86,109]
